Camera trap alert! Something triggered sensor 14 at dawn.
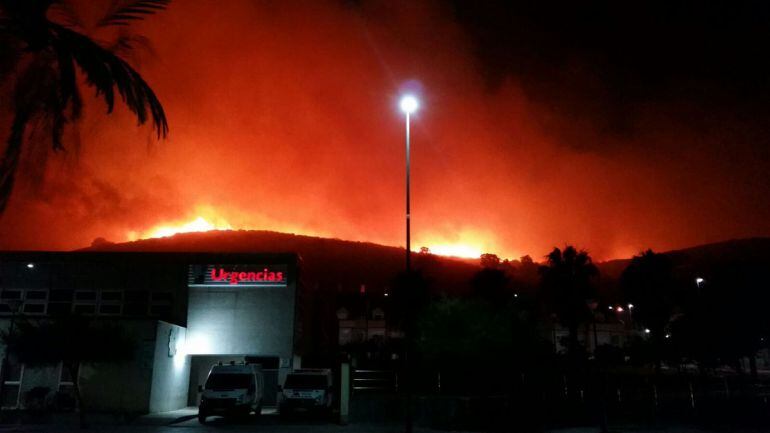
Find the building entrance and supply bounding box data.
[187,355,281,407]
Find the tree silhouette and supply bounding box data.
[480,253,501,269]
[620,249,680,373]
[0,0,170,213]
[2,316,134,428]
[470,266,511,307]
[539,246,598,357]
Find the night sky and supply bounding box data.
[1,0,769,260]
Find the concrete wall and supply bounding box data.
[185,280,296,408]
[79,320,157,413]
[149,321,190,413]
[186,284,295,361]
[0,319,158,413]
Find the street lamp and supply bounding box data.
[399,93,418,433]
[400,94,418,272]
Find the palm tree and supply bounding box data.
[620,249,679,373]
[0,0,170,213]
[539,246,598,357]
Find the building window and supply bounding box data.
[49,290,74,302]
[0,290,22,301]
[74,291,96,301]
[98,291,123,316]
[124,291,148,303]
[47,303,72,316]
[72,304,96,315]
[98,304,121,315]
[24,290,47,301]
[1,361,23,408]
[22,303,45,314]
[22,289,47,315]
[100,291,122,302]
[73,290,97,315]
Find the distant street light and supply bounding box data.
[644,328,651,334]
[616,306,624,313]
[695,277,705,288]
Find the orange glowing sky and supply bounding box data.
[1,0,770,261]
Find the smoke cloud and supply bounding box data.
[1,0,769,260]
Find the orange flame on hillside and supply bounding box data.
[128,207,500,260]
[128,207,233,241]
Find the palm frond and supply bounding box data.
[98,0,170,27]
[107,32,154,63]
[52,24,168,138]
[0,112,29,213]
[47,0,84,32]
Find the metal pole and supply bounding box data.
[406,112,411,273]
[404,111,413,433]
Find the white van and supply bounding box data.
[198,362,264,423]
[279,368,334,416]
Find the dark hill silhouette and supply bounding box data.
[82,230,481,295]
[597,237,770,280]
[83,231,770,295]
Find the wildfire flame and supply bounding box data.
[130,207,497,260]
[129,209,233,241]
[425,244,483,259]
[146,216,232,238]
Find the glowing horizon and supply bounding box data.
[130,212,497,261]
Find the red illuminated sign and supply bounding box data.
[188,264,289,288]
[210,268,285,285]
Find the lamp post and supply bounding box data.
[399,94,418,433]
[400,95,418,273]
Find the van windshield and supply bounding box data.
[284,374,327,390]
[205,373,252,391]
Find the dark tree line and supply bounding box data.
[414,246,770,396]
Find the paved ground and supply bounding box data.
[0,407,422,433]
[0,408,767,433]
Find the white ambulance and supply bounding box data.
[198,362,264,423]
[279,368,334,416]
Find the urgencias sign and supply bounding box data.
[188,264,288,287]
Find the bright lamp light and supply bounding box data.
[400,95,419,114]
